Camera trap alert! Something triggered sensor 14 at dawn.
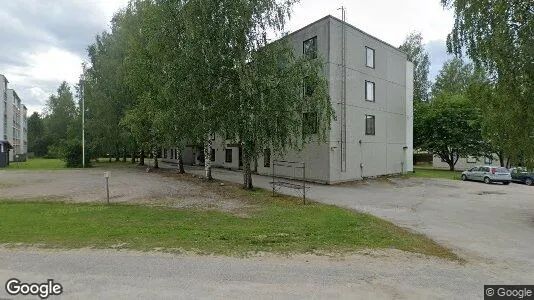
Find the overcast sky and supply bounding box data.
[0,0,455,115]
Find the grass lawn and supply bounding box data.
[0,192,458,260]
[6,158,65,170]
[5,158,139,170]
[409,167,462,180]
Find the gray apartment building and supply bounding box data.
[0,74,28,162]
[163,16,414,184]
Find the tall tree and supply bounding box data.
[432,57,475,96]
[43,82,78,145]
[441,0,534,167]
[27,112,48,157]
[399,32,431,102]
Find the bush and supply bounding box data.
[61,140,91,168]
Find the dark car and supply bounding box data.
[510,168,534,186]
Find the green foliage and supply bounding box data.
[82,0,332,188]
[399,32,431,102]
[61,139,91,168]
[415,94,484,170]
[441,0,534,168]
[27,112,49,156]
[432,58,476,96]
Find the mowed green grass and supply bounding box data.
[0,195,458,260]
[6,158,65,170]
[5,158,137,170]
[409,167,462,180]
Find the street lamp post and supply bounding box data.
[81,73,85,168]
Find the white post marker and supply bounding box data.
[104,172,110,205]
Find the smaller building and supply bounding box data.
[432,154,501,171]
[0,140,12,168]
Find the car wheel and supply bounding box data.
[526,178,533,186]
[484,177,491,184]
[461,174,467,181]
[503,182,510,185]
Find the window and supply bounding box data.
[365,115,375,135]
[210,148,215,161]
[484,156,493,164]
[304,76,315,97]
[303,112,318,135]
[466,156,477,163]
[303,36,317,59]
[366,47,375,68]
[264,148,271,168]
[225,149,232,163]
[365,81,375,102]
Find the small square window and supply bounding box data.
[264,148,271,168]
[225,149,233,163]
[303,112,318,135]
[210,148,215,162]
[303,36,317,59]
[365,115,375,135]
[365,81,375,102]
[366,47,375,68]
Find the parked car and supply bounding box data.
[461,166,511,184]
[510,167,534,186]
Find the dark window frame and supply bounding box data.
[225,149,233,163]
[303,112,318,135]
[365,115,376,136]
[365,80,375,102]
[365,46,375,69]
[303,36,318,59]
[210,148,215,162]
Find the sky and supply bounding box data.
[0,0,455,115]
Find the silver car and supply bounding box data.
[461,166,511,185]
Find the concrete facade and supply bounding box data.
[432,154,502,171]
[163,16,413,184]
[0,74,28,161]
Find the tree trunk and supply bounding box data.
[178,150,185,174]
[122,148,127,162]
[139,150,145,166]
[498,152,505,167]
[154,153,159,169]
[131,151,137,164]
[448,160,455,171]
[108,154,112,163]
[242,145,253,189]
[115,148,120,162]
[204,137,213,180]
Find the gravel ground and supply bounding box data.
[0,247,523,300]
[0,167,250,214]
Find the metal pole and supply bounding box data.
[303,163,306,204]
[106,177,110,205]
[272,161,275,196]
[81,74,85,168]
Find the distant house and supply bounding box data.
[432,154,501,171]
[163,15,414,184]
